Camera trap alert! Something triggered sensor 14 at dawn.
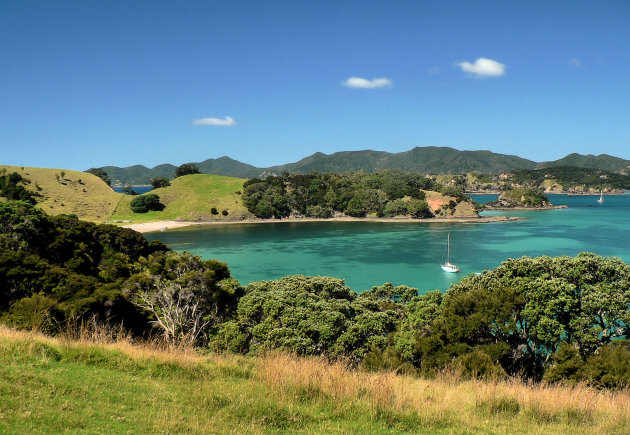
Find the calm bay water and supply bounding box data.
[145,194,630,293]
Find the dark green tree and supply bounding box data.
[85,168,111,186]
[130,194,165,213]
[175,163,200,177]
[150,177,171,188]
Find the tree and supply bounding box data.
[175,163,199,177]
[215,275,397,359]
[85,168,111,186]
[122,185,138,195]
[130,194,164,213]
[128,252,241,346]
[150,177,171,188]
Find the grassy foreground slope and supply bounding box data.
[109,173,251,223]
[0,165,122,223]
[1,326,628,434]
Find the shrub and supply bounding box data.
[222,209,229,216]
[130,194,165,213]
[150,177,171,188]
[85,168,111,186]
[175,163,199,177]
[211,207,219,215]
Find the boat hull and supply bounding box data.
[441,264,460,273]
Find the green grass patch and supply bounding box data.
[109,173,252,223]
[0,329,627,434]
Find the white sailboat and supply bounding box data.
[441,232,460,273]
[597,191,604,204]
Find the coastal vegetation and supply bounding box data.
[485,188,551,208]
[3,199,630,389]
[241,170,453,219]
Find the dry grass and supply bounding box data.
[0,165,122,222]
[2,324,629,433]
[257,353,630,433]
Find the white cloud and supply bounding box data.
[455,57,506,77]
[192,116,236,126]
[427,66,441,75]
[342,77,392,89]
[570,57,583,68]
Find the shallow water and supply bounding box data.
[146,194,630,293]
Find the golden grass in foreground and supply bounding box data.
[1,324,629,434]
[0,165,122,222]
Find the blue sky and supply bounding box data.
[2,0,630,170]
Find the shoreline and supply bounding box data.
[122,215,526,234]
[483,204,568,211]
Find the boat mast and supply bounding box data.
[447,233,450,264]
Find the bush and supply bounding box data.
[85,168,111,186]
[150,177,171,188]
[211,207,219,215]
[130,194,165,213]
[221,209,229,216]
[175,163,199,177]
[582,340,630,389]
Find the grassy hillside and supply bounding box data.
[109,173,251,223]
[1,325,628,434]
[0,165,122,223]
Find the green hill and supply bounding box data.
[0,165,122,223]
[100,146,541,184]
[539,153,630,172]
[109,173,251,223]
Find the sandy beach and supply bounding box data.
[122,215,525,234]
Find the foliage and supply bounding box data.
[122,185,139,195]
[85,167,111,186]
[242,170,436,219]
[0,170,39,204]
[487,188,550,207]
[0,201,242,342]
[126,252,242,346]
[511,166,630,190]
[175,163,200,177]
[215,276,398,360]
[150,177,171,188]
[130,194,165,213]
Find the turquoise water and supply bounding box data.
[145,194,630,293]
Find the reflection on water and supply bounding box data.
[146,195,630,293]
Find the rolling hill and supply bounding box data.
[108,173,251,223]
[101,146,630,185]
[0,165,122,223]
[101,146,542,184]
[539,153,630,172]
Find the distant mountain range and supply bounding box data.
[100,146,630,185]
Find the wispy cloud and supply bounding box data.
[570,57,583,68]
[427,66,441,75]
[455,57,506,77]
[192,116,236,126]
[342,77,393,89]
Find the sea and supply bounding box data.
[112,186,154,194]
[145,194,630,293]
